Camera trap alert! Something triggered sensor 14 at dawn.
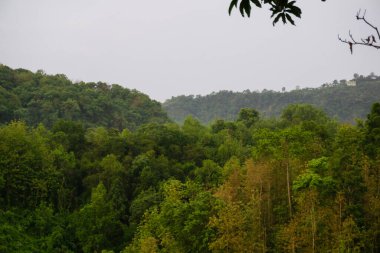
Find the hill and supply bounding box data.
[163,76,380,124]
[1,64,380,251]
[0,64,169,129]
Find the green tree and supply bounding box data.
[278,159,337,252]
[52,120,86,155]
[193,160,222,188]
[0,122,62,208]
[364,102,380,158]
[125,180,215,253]
[74,183,124,253]
[363,102,380,251]
[330,125,367,223]
[237,108,259,128]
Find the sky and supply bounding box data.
[0,0,379,102]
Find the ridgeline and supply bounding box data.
[163,75,380,124]
[1,65,380,252]
[0,64,169,130]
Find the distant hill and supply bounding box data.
[0,64,169,129]
[163,77,380,124]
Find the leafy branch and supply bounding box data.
[338,10,380,54]
[229,0,326,26]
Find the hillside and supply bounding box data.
[1,64,380,251]
[0,64,169,129]
[163,77,380,124]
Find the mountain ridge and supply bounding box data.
[163,76,380,124]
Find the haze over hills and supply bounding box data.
[163,74,380,124]
[2,0,380,251]
[2,63,379,128]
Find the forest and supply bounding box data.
[0,65,169,130]
[163,74,380,124]
[0,65,380,252]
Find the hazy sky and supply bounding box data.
[1,0,379,102]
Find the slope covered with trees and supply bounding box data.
[1,65,379,252]
[0,64,169,130]
[1,100,380,252]
[163,75,380,124]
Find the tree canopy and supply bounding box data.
[1,65,379,252]
[0,64,169,130]
[163,74,380,125]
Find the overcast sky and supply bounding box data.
[1,0,379,102]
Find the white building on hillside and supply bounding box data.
[347,80,357,86]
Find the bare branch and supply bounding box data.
[349,31,357,43]
[356,9,380,40]
[339,10,380,54]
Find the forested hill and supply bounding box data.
[1,63,380,251]
[0,64,169,130]
[163,76,380,124]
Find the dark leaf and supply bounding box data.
[290,5,301,17]
[250,0,262,8]
[286,13,295,25]
[239,0,246,17]
[270,7,282,18]
[273,13,282,26]
[229,0,238,15]
[281,13,287,24]
[238,0,252,17]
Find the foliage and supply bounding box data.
[163,77,380,125]
[0,64,169,130]
[0,66,379,252]
[228,0,314,26]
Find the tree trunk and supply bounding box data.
[286,161,292,217]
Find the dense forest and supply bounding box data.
[163,74,380,124]
[0,66,380,252]
[0,64,169,130]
